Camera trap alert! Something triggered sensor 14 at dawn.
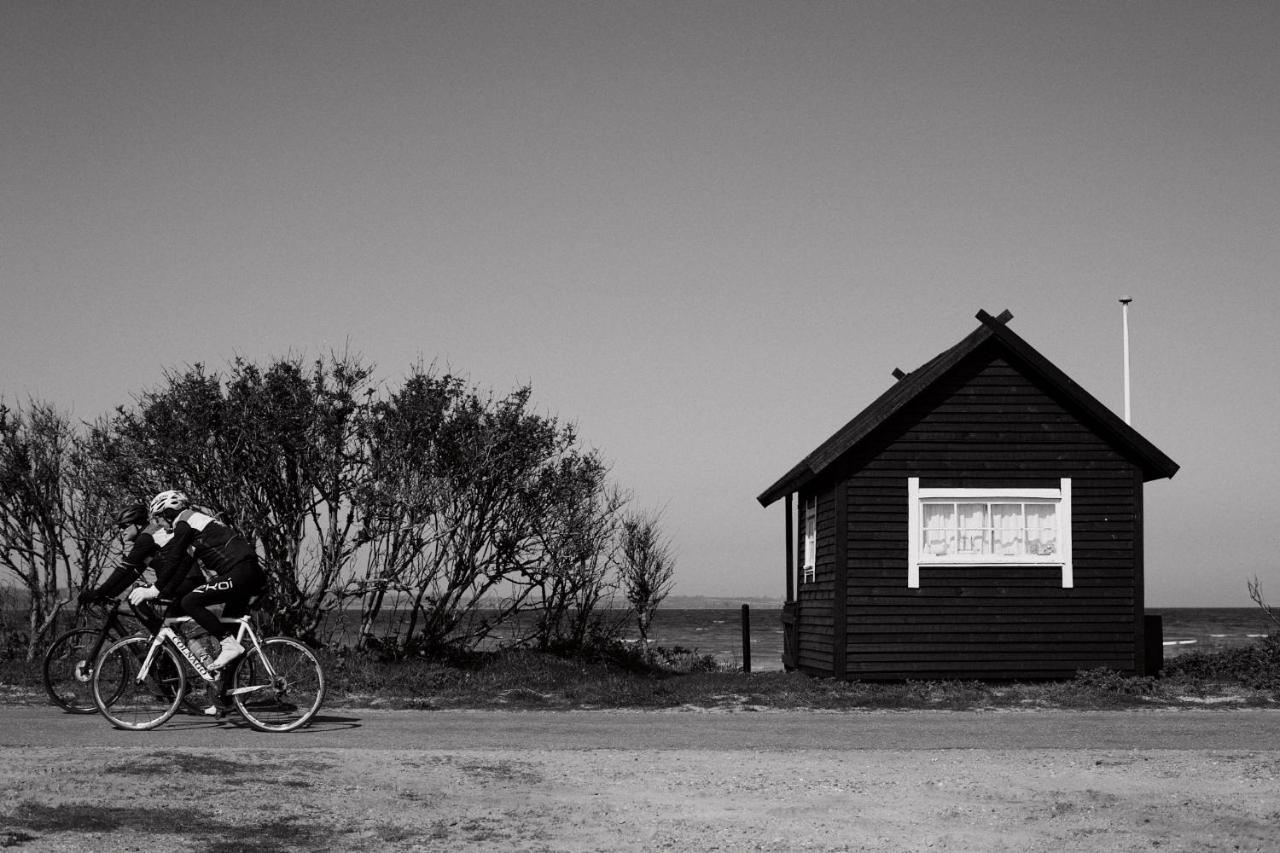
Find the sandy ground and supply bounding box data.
[2,732,1279,852]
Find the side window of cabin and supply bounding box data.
[802,495,817,584]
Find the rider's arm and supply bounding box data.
[93,531,159,599]
[168,510,198,549]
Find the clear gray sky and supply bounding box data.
[3,1,1277,606]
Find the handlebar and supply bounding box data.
[79,597,123,614]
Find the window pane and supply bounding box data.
[991,503,1024,556]
[922,503,954,556]
[1025,503,1057,556]
[803,501,816,569]
[957,503,988,554]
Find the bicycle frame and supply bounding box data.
[75,601,130,678]
[132,614,272,696]
[75,599,141,674]
[94,599,132,636]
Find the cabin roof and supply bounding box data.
[757,309,1179,507]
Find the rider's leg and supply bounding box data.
[181,559,263,668]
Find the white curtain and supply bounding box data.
[922,502,954,556]
[803,499,816,571]
[1025,503,1057,556]
[957,503,987,554]
[991,503,1023,556]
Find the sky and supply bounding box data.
[3,1,1278,606]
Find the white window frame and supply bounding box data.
[907,477,1072,589]
[801,495,816,584]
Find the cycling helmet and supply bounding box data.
[114,503,149,528]
[148,489,190,519]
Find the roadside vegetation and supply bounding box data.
[4,628,1278,712]
[1,352,675,662]
[326,633,1280,711]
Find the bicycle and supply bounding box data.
[43,598,198,714]
[92,601,325,733]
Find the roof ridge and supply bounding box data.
[757,309,1177,507]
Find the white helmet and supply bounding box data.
[148,489,190,519]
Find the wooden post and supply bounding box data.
[741,604,752,673]
[784,494,794,602]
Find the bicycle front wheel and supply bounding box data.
[93,636,186,731]
[44,628,123,713]
[231,637,325,732]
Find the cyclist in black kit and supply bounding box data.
[141,489,267,669]
[79,503,204,632]
[80,501,220,716]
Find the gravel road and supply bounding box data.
[2,706,1278,852]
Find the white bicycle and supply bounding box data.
[92,602,325,733]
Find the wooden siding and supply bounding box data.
[795,486,837,674]
[838,350,1145,680]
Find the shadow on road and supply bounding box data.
[303,713,361,731]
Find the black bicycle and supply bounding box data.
[42,598,204,715]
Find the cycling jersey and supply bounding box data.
[95,522,181,598]
[168,509,258,578]
[93,522,204,633]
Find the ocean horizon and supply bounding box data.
[643,605,1276,672]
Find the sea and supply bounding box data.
[644,606,1277,672]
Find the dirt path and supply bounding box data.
[2,708,1278,852]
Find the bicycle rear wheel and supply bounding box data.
[93,636,186,730]
[44,628,123,713]
[230,637,325,732]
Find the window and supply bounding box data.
[907,478,1072,588]
[921,501,1059,558]
[801,495,816,583]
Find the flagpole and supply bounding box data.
[1119,297,1132,425]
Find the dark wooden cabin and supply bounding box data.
[757,309,1178,680]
